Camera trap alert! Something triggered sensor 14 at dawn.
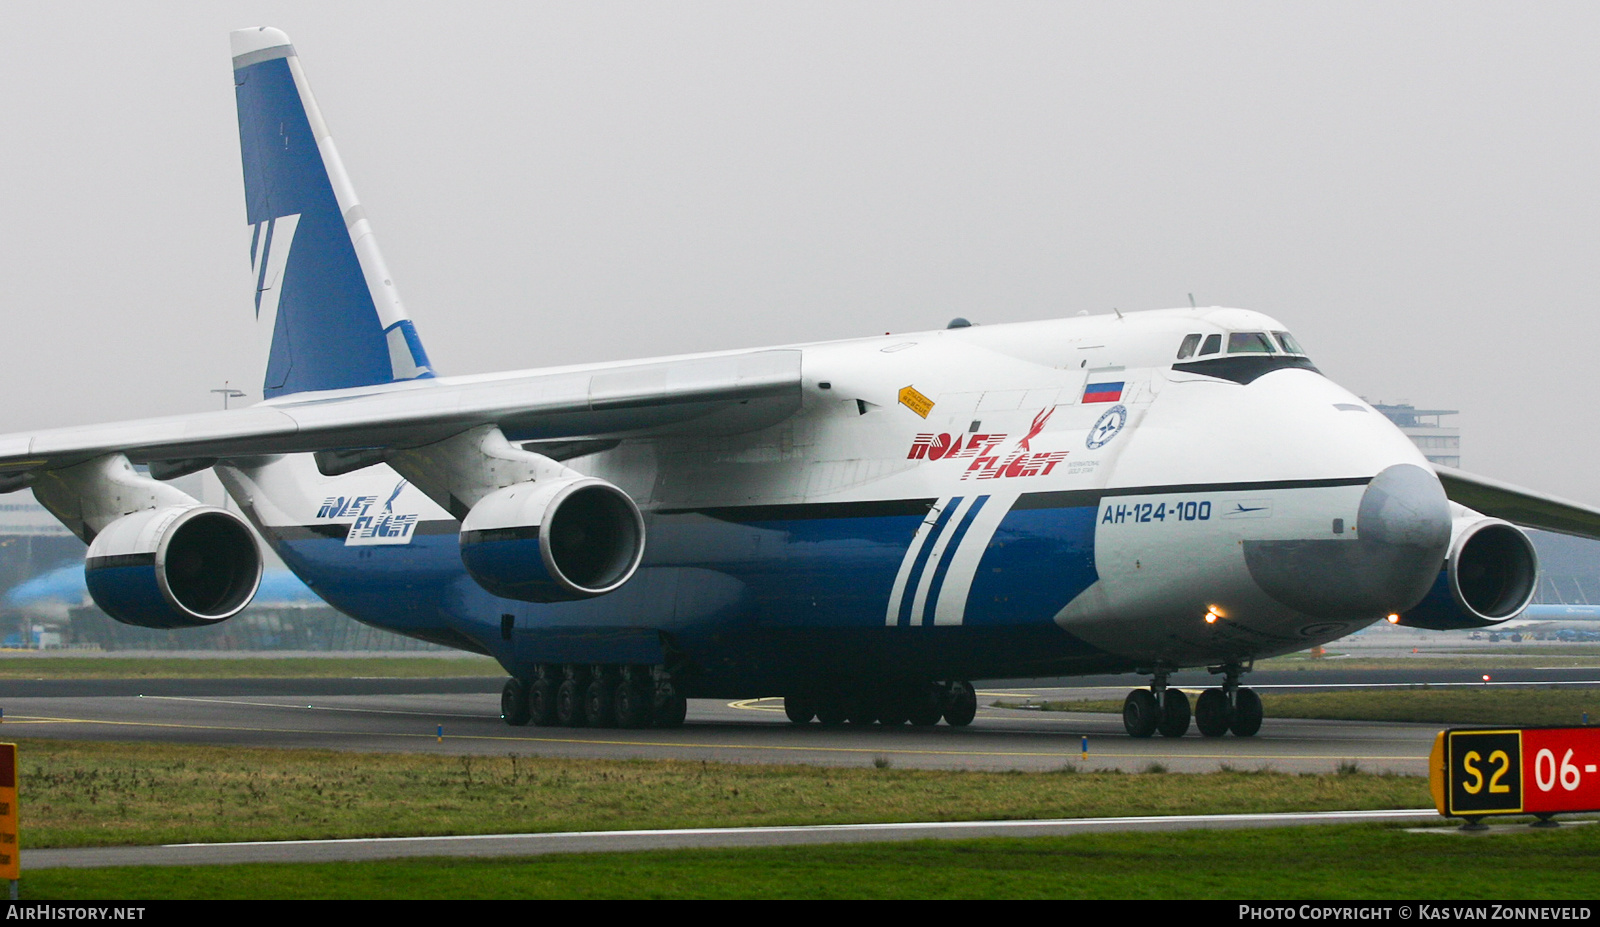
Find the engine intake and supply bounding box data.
[459,477,645,602]
[1396,515,1538,630]
[84,505,263,629]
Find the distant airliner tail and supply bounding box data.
[231,27,435,399]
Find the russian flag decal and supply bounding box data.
[1083,381,1124,403]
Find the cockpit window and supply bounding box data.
[1272,331,1305,355]
[1227,332,1277,354]
[1199,334,1221,356]
[1176,334,1202,360]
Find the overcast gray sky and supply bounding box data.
[1,2,1596,499]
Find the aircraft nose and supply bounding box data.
[1243,463,1451,620]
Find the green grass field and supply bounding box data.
[22,823,1600,899]
[1256,650,1600,671]
[15,739,1425,849]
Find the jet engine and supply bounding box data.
[84,505,263,629]
[1396,514,1538,630]
[459,477,645,602]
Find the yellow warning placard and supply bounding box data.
[898,386,934,419]
[0,743,18,880]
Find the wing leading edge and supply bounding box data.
[1436,465,1600,541]
[0,349,802,489]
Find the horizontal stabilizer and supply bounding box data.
[1436,465,1600,540]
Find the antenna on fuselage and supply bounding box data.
[1188,293,1196,308]
[1113,307,1124,319]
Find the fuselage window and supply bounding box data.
[1272,331,1306,355]
[1199,334,1221,356]
[1176,333,1202,359]
[1227,332,1277,354]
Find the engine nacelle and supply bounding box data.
[459,477,645,602]
[84,505,263,629]
[1396,515,1538,630]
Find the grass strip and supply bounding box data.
[13,739,1426,849]
[0,656,501,679]
[20,823,1600,899]
[1002,687,1600,727]
[1256,652,1600,671]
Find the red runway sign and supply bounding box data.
[1431,727,1600,820]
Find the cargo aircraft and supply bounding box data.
[5,27,1599,739]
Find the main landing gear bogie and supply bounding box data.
[1193,687,1262,737]
[1122,687,1191,738]
[1124,665,1260,739]
[501,663,685,729]
[783,680,977,729]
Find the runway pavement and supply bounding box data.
[4,665,1595,774]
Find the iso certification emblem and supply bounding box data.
[1086,404,1128,450]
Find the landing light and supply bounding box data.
[1204,604,1225,624]
[1386,614,1401,624]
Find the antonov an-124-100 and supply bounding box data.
[5,27,1595,739]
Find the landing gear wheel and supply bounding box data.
[501,678,531,726]
[528,676,558,726]
[653,689,688,727]
[845,693,878,726]
[614,679,652,728]
[1230,687,1263,737]
[1194,688,1232,738]
[1157,688,1191,738]
[1122,688,1160,738]
[943,681,977,727]
[585,675,618,728]
[907,684,944,727]
[556,677,587,727]
[784,693,816,725]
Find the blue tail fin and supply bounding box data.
[232,27,435,399]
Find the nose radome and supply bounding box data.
[1243,463,1452,621]
[1357,463,1453,553]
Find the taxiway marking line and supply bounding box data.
[133,694,486,718]
[0,714,1424,762]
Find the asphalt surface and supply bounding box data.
[4,665,1596,776]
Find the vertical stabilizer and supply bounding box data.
[232,27,435,398]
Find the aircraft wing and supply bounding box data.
[0,349,801,485]
[1435,465,1600,540]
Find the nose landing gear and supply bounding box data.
[1124,665,1260,738]
[1122,671,1192,738]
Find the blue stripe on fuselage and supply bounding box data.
[897,497,961,627]
[920,495,988,625]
